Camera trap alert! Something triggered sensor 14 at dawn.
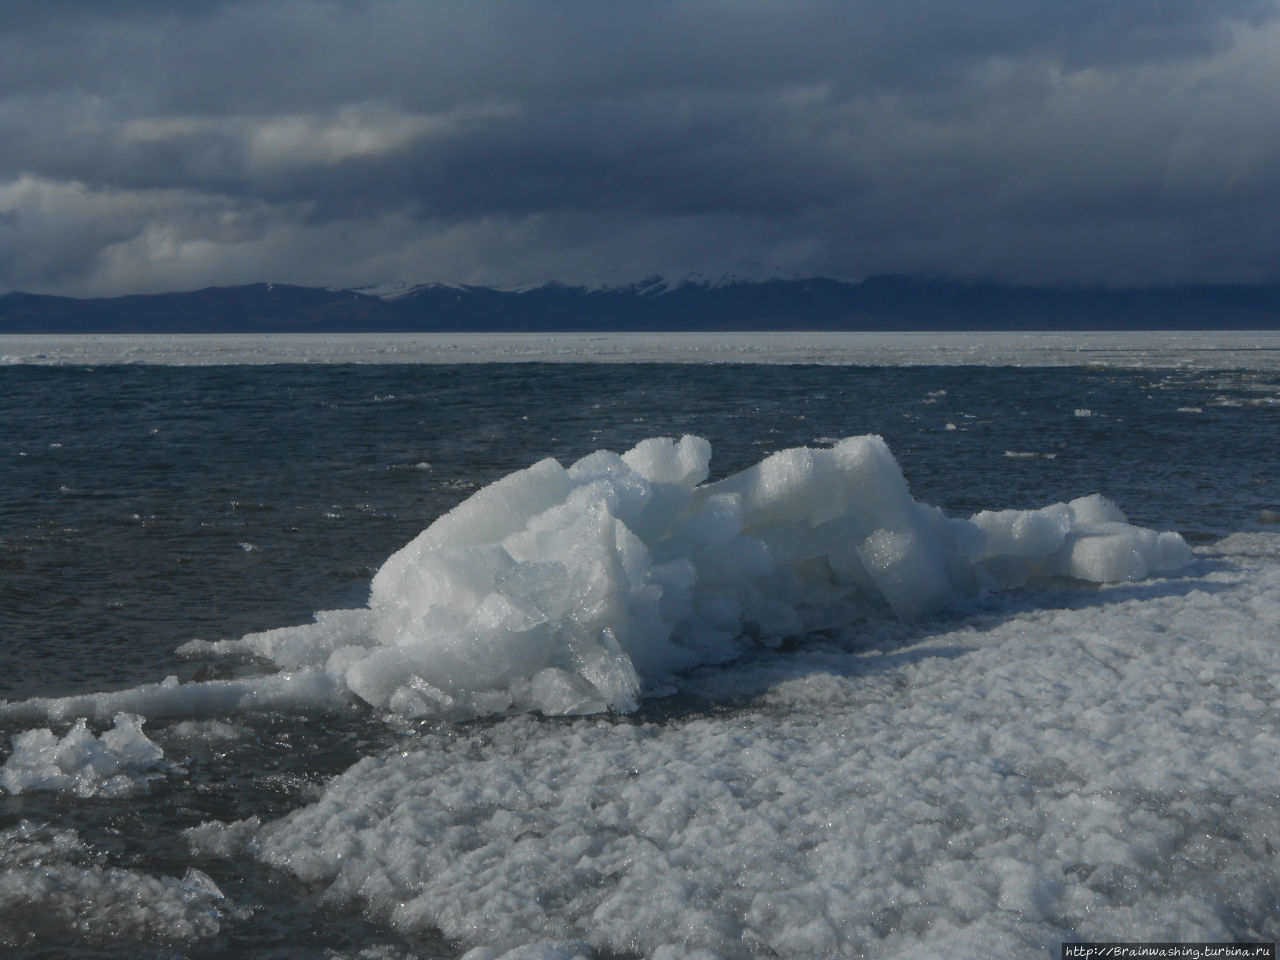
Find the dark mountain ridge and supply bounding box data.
[2,276,1278,333]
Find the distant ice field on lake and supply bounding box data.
[1,342,1278,959]
[4,329,1280,369]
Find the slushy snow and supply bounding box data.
[189,533,1280,958]
[0,821,227,949]
[5,435,1192,727]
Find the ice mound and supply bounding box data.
[2,713,169,797]
[6,436,1193,724]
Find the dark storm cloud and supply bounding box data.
[1,0,1278,295]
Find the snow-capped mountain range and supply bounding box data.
[3,275,1279,333]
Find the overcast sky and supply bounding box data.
[2,1,1279,296]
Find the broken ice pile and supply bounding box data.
[177,434,1192,719]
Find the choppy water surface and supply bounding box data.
[1,361,1278,959]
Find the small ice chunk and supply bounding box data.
[972,503,1074,560]
[621,435,711,488]
[1069,493,1127,526]
[974,495,1189,585]
[2,713,168,797]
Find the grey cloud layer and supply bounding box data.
[1,0,1278,294]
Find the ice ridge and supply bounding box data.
[4,435,1193,725]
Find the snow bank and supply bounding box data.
[2,713,168,797]
[4,435,1192,724]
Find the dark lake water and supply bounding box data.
[1,361,1277,959]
